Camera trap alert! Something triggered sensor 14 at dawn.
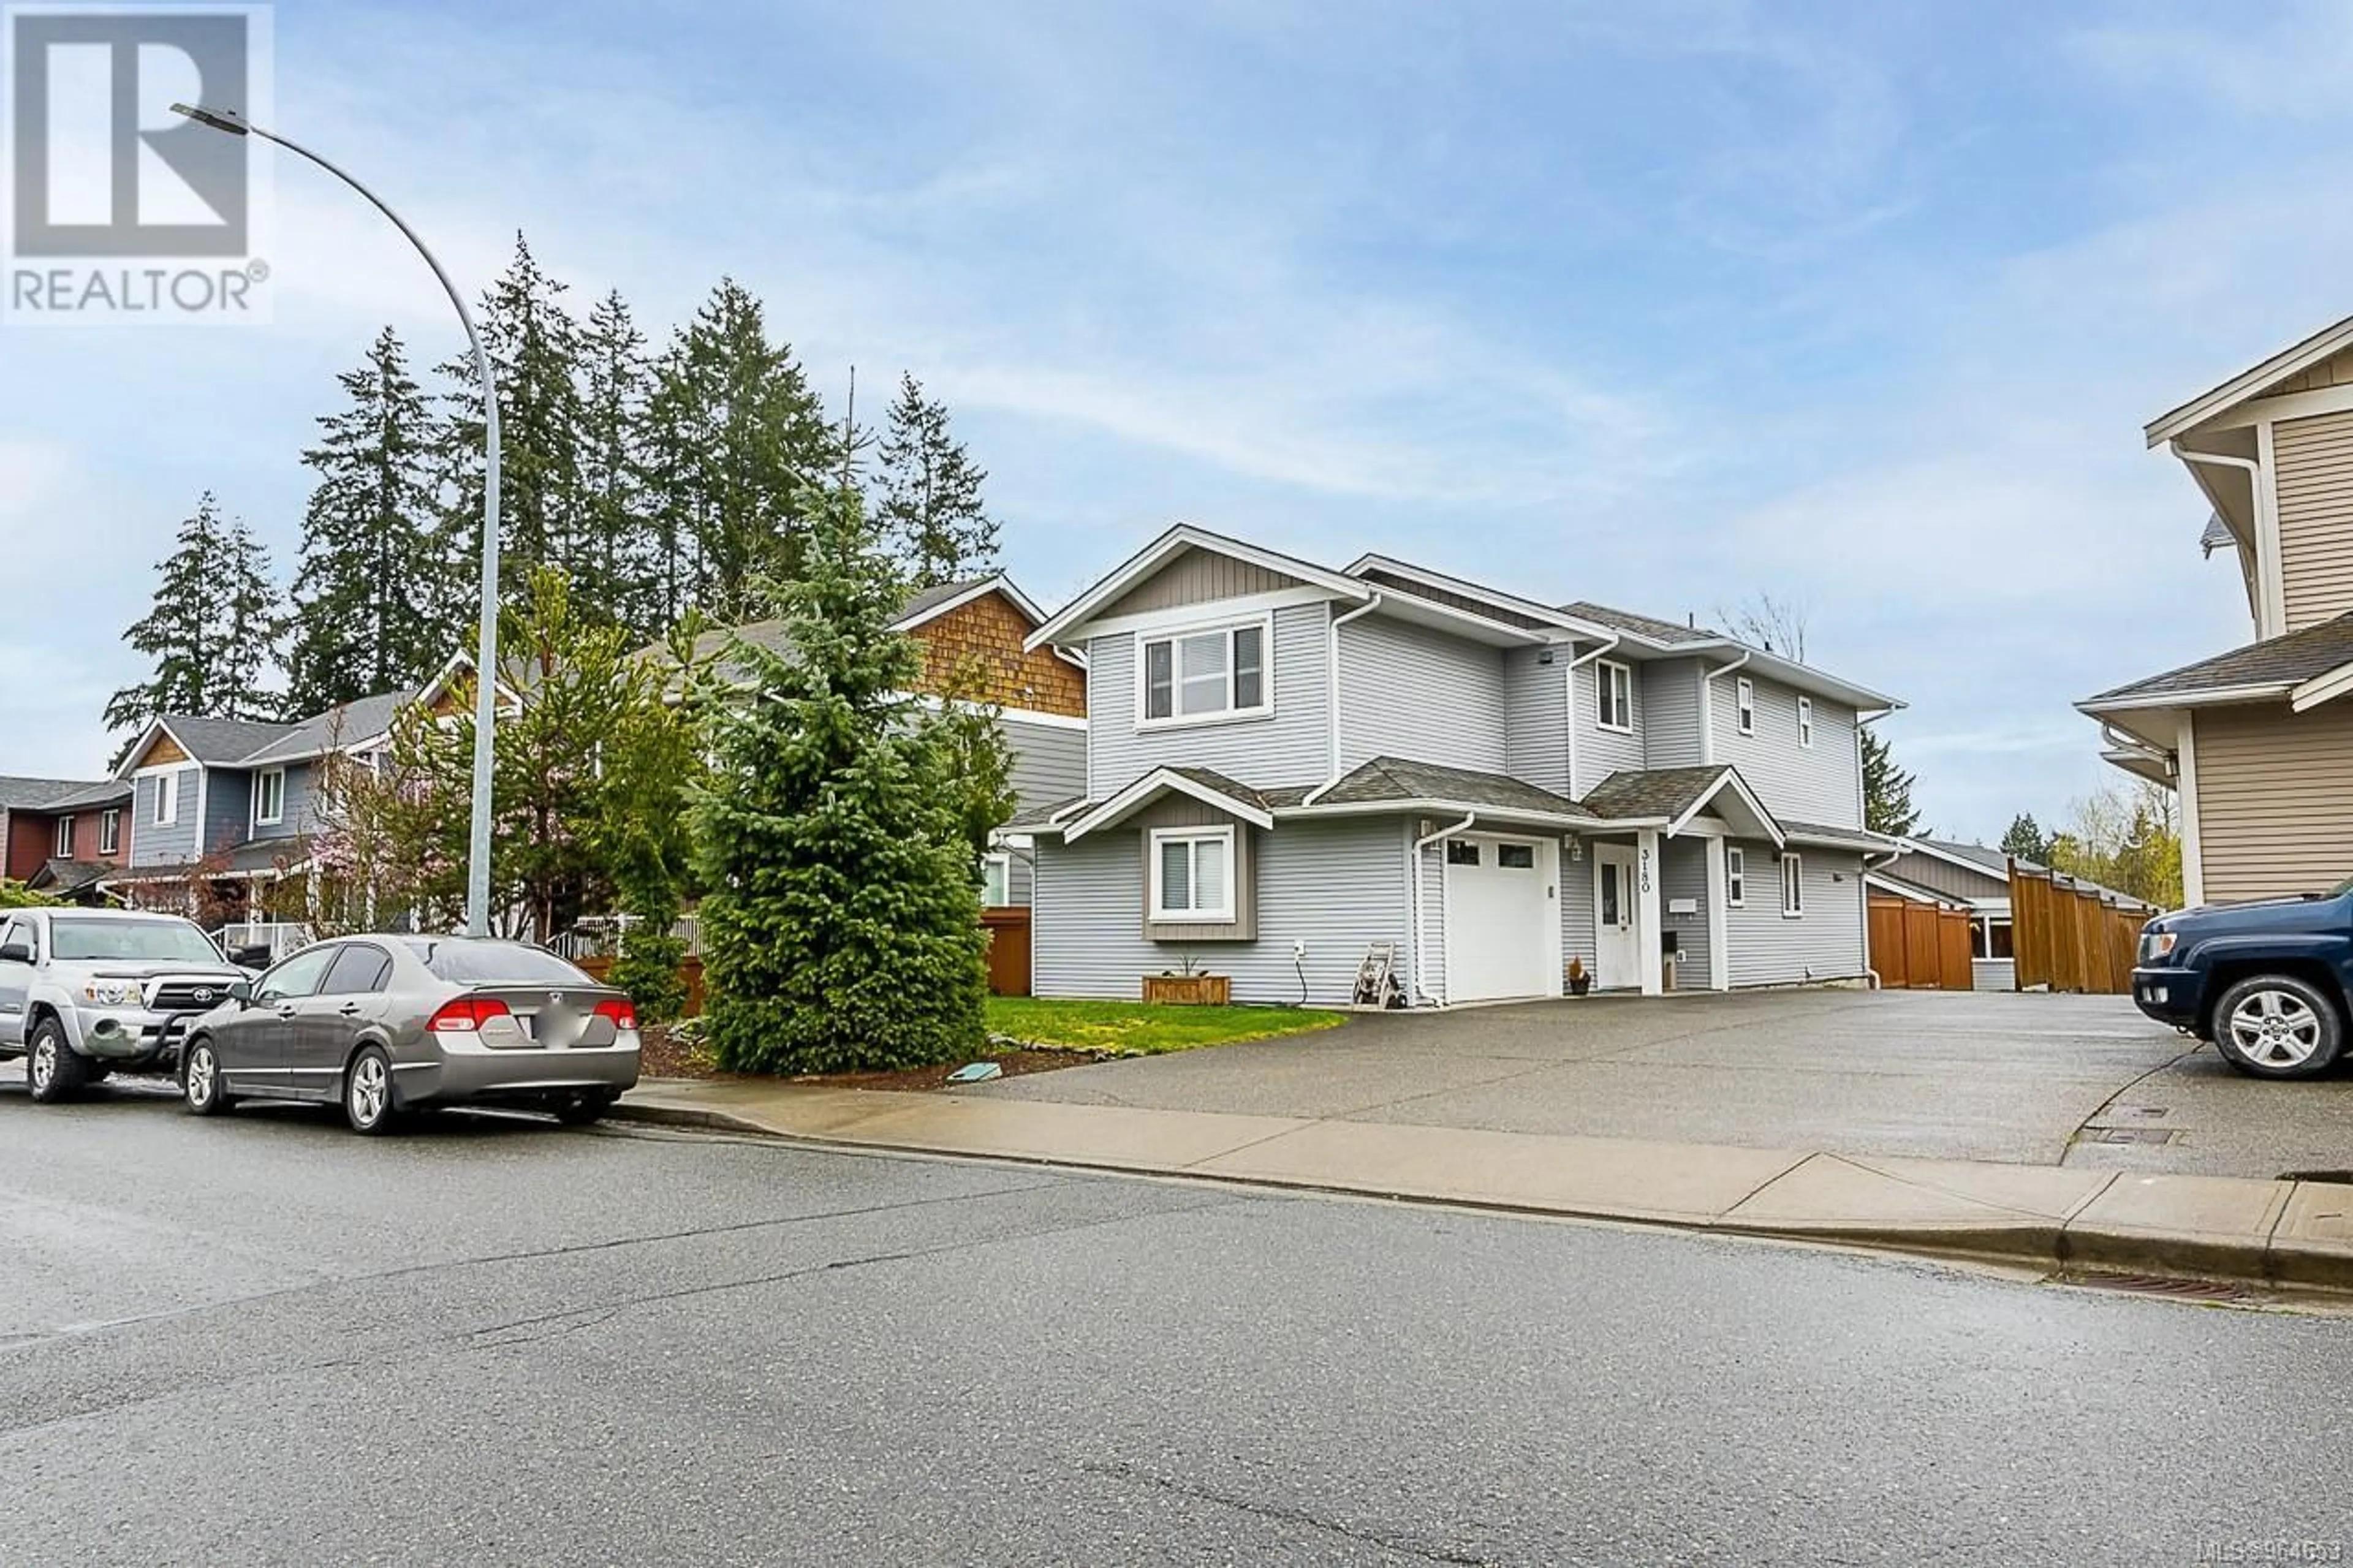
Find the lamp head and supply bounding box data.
[169,102,250,135]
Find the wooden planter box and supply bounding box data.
[1143,974,1230,1006]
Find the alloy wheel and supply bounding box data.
[184,1045,217,1109]
[2226,988,2323,1069]
[29,1036,55,1096]
[347,1054,389,1128]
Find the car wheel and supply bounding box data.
[26,1018,89,1104]
[552,1092,613,1128]
[343,1047,398,1136]
[181,1039,233,1116]
[2213,975,2345,1080]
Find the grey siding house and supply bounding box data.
[1014,527,1902,1007]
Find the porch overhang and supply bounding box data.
[1059,767,1276,843]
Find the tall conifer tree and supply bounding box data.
[104,491,282,746]
[874,372,998,587]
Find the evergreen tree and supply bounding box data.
[640,336,700,632]
[575,288,657,632]
[874,371,998,587]
[215,514,286,721]
[287,328,446,712]
[691,487,989,1075]
[105,492,241,744]
[1999,812,2052,866]
[1861,725,1922,839]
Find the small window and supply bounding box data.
[1597,659,1634,732]
[1797,697,1814,749]
[1727,847,1746,907]
[1497,844,1536,869]
[53,816,74,858]
[98,808,120,856]
[255,768,286,826]
[154,770,180,825]
[980,854,1012,907]
[1140,622,1270,724]
[1988,920,2015,960]
[1151,828,1235,922]
[320,944,393,996]
[1781,853,1804,918]
[1736,678,1756,737]
[1446,840,1482,866]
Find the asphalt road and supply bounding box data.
[4,1078,2352,1566]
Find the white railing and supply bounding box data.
[553,914,702,960]
[213,921,316,963]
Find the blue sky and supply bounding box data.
[4,0,2349,839]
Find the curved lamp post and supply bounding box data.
[171,103,500,938]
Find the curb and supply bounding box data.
[604,1099,2353,1297]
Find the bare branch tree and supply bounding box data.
[1716,592,1810,662]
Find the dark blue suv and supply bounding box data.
[2132,874,2353,1079]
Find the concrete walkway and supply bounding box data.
[614,1077,2353,1293]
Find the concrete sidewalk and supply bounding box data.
[613,1077,2353,1293]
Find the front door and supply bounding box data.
[1594,845,1641,990]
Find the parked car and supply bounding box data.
[178,934,641,1134]
[2131,874,2353,1079]
[0,907,250,1104]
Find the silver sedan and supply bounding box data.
[179,935,642,1134]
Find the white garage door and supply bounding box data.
[1444,835,1555,1003]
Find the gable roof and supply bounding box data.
[1302,756,1597,819]
[1061,765,1282,842]
[2146,312,2353,447]
[118,694,413,778]
[2077,611,2353,713]
[1581,765,1786,845]
[892,574,1048,632]
[1025,524,1373,650]
[0,776,113,811]
[1559,601,1718,646]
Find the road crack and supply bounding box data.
[1081,1458,1497,1564]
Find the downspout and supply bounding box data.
[2170,443,2278,638]
[1560,635,1620,798]
[1302,595,1384,807]
[1697,650,1751,768]
[1408,811,1476,1007]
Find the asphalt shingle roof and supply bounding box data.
[1558,600,1717,646]
[238,692,409,765]
[0,776,110,811]
[1311,756,1588,816]
[896,577,995,624]
[2083,612,2353,706]
[1783,818,1896,849]
[1579,767,1730,822]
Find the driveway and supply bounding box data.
[974,990,2353,1178]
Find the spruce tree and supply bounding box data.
[287,327,445,711]
[576,289,657,632]
[1861,725,1922,839]
[104,492,235,744]
[214,514,286,721]
[1999,812,2052,866]
[692,487,989,1074]
[874,371,998,587]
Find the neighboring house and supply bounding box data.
[1873,838,2152,991]
[104,695,409,918]
[0,776,132,900]
[662,573,1088,907]
[2079,313,2353,905]
[1009,526,1901,1007]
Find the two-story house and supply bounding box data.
[1011,526,1901,1007]
[0,776,132,900]
[2079,312,2353,904]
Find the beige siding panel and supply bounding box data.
[2272,411,2353,632]
[2192,702,2353,902]
[1096,548,1305,619]
[2262,345,2353,398]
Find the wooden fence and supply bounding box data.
[575,955,707,1017]
[1866,895,1974,990]
[575,913,1033,1019]
[2008,859,2147,994]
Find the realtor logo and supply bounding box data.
[3,4,274,322]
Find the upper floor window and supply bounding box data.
[1140,621,1268,726]
[1735,678,1756,737]
[98,808,120,857]
[154,770,180,826]
[1781,853,1804,918]
[53,816,73,858]
[1150,827,1235,922]
[1797,697,1813,749]
[1597,659,1634,733]
[255,768,286,827]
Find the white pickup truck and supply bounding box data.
[0,906,251,1104]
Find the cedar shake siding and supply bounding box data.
[2193,701,2353,902]
[2273,409,2353,634]
[916,589,1087,718]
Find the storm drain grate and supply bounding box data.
[2070,1272,2258,1305]
[2085,1127,2180,1145]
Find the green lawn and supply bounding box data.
[985,996,1347,1056]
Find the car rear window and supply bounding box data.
[401,940,592,987]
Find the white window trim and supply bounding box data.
[1726,847,1746,908]
[1134,615,1275,732]
[53,816,73,858]
[154,770,180,826]
[254,767,287,828]
[1780,852,1804,918]
[1735,677,1756,737]
[1596,658,1634,734]
[980,852,1012,907]
[1148,825,1237,923]
[98,808,120,857]
[1797,696,1814,749]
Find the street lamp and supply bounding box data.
[170,103,501,939]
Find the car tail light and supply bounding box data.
[593,998,638,1031]
[429,996,513,1032]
